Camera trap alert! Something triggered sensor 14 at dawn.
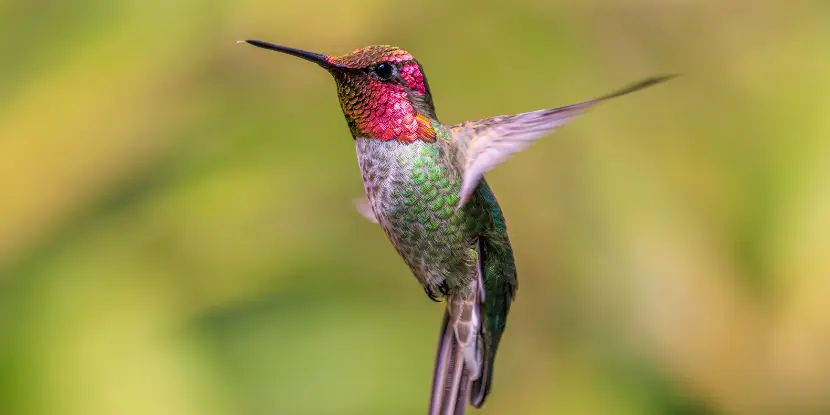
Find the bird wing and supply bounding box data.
[354,196,378,223]
[452,76,674,208]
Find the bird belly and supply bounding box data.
[355,138,485,293]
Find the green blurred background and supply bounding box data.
[2,1,829,414]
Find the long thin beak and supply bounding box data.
[239,40,342,69]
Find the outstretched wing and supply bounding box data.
[453,76,674,207]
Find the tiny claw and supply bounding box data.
[437,281,450,296]
[425,286,440,302]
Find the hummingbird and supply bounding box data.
[241,39,671,414]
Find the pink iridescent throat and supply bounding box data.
[328,53,435,143]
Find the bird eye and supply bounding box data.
[374,62,394,80]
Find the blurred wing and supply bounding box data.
[354,196,378,223]
[455,76,674,207]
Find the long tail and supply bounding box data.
[429,310,470,415]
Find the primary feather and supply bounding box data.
[454,76,676,207]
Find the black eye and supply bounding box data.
[374,62,394,80]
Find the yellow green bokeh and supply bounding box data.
[2,1,830,414]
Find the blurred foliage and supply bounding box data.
[2,1,830,414]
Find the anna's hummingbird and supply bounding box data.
[241,39,671,414]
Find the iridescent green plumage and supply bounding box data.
[356,128,511,296]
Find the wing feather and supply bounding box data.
[354,196,378,223]
[454,76,675,207]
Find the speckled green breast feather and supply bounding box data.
[355,135,495,297]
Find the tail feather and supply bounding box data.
[453,370,470,415]
[468,231,515,408]
[470,237,490,408]
[469,356,491,408]
[443,345,468,415]
[429,311,470,415]
[429,312,453,414]
[431,235,505,414]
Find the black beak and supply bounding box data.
[240,40,343,69]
